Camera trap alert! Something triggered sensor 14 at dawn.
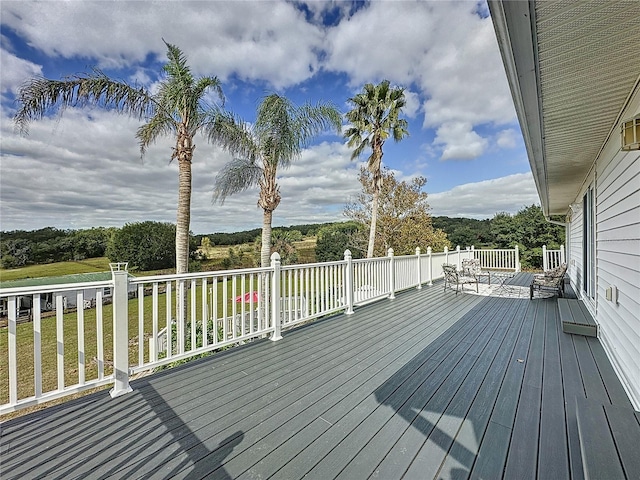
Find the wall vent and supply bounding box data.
[621,115,640,150]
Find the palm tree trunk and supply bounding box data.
[261,210,273,267]
[176,157,191,274]
[367,189,379,258]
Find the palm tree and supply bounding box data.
[345,80,409,258]
[14,41,223,274]
[211,94,342,267]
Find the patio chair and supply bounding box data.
[529,263,567,299]
[461,258,482,277]
[443,263,479,294]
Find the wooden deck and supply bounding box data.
[1,274,636,479]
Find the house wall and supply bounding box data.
[568,85,640,409]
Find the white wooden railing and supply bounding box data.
[543,245,565,271]
[0,245,520,414]
[473,246,521,272]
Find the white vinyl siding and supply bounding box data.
[596,146,640,408]
[591,84,640,408]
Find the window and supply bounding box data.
[621,114,640,150]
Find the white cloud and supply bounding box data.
[434,122,488,160]
[0,47,42,94]
[495,128,519,149]
[402,89,421,119]
[428,173,539,218]
[0,1,325,89]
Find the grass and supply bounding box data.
[0,257,113,282]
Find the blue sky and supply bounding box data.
[0,0,539,234]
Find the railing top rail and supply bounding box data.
[474,248,517,252]
[281,259,346,270]
[131,265,272,284]
[0,280,113,297]
[352,257,390,265]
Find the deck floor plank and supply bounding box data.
[267,305,489,480]
[555,302,587,480]
[435,299,529,480]
[1,275,636,480]
[503,299,545,480]
[537,300,570,480]
[467,298,539,480]
[398,301,525,480]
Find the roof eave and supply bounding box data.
[488,0,550,216]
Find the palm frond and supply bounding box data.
[212,157,263,204]
[137,112,176,156]
[203,111,260,160]
[194,77,224,108]
[14,71,154,134]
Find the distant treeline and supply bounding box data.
[0,222,334,269]
[1,206,564,270]
[192,222,335,246]
[0,227,114,269]
[431,217,493,248]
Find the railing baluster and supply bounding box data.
[33,295,42,398]
[77,291,85,385]
[202,278,209,346]
[190,279,196,350]
[138,284,144,367]
[152,283,158,361]
[212,277,219,344]
[55,294,64,391]
[96,290,104,379]
[166,281,172,359]
[8,296,17,405]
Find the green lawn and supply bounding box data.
[0,258,113,282]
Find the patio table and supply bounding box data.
[487,271,516,294]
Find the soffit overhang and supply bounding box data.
[489,0,640,216]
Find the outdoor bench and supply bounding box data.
[559,298,598,337]
[529,263,567,299]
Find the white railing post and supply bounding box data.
[444,246,449,265]
[416,247,422,290]
[110,265,132,398]
[515,245,521,272]
[344,250,354,315]
[388,248,395,300]
[560,244,566,264]
[542,245,548,271]
[427,247,433,286]
[456,245,461,269]
[270,252,283,341]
